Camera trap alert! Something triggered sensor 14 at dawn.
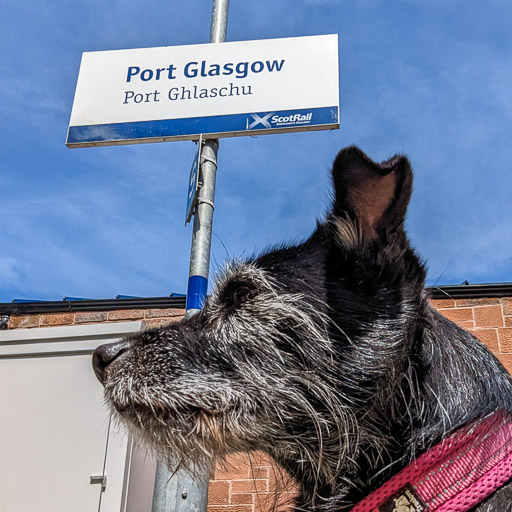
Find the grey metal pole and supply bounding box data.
[185,0,229,313]
[210,0,229,44]
[151,1,229,511]
[185,139,219,316]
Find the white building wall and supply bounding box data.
[0,322,156,512]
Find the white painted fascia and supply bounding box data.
[0,321,143,358]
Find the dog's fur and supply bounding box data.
[94,146,512,511]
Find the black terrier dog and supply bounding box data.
[94,147,512,511]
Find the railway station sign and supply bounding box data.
[186,135,203,225]
[66,34,339,147]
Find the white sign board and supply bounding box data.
[66,35,339,147]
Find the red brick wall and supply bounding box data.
[5,295,512,511]
[7,308,183,330]
[208,453,296,512]
[432,297,512,374]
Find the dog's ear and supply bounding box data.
[331,146,412,242]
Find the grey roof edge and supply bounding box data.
[427,283,512,300]
[1,283,511,316]
[0,296,187,315]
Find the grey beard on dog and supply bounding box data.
[93,146,512,511]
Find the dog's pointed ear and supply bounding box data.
[331,146,413,241]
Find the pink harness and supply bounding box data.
[351,411,512,512]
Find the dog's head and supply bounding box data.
[93,146,426,492]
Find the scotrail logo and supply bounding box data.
[246,111,313,130]
[246,112,275,130]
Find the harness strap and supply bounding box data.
[351,411,512,512]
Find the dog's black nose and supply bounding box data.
[92,340,130,384]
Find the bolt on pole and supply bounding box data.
[151,1,229,511]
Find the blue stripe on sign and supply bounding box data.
[186,275,208,311]
[66,106,339,145]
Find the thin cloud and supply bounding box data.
[1,0,511,301]
[0,257,20,287]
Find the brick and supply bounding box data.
[455,298,500,307]
[498,328,512,353]
[75,311,108,323]
[107,309,144,321]
[213,467,249,481]
[145,308,184,319]
[143,318,176,330]
[502,299,512,315]
[208,506,253,512]
[9,315,40,329]
[39,313,74,326]
[230,494,254,505]
[473,305,504,328]
[249,467,269,480]
[247,452,273,466]
[430,299,455,309]
[496,353,512,376]
[208,481,230,505]
[473,329,499,352]
[437,308,473,323]
[268,466,296,494]
[254,492,296,512]
[455,321,474,331]
[215,454,251,480]
[505,317,512,327]
[231,480,268,494]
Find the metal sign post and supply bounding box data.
[151,2,229,511]
[185,138,219,315]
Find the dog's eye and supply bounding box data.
[232,285,254,307]
[221,281,257,309]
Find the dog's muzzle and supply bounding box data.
[92,340,130,384]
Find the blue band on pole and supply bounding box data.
[186,275,208,311]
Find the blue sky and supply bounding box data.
[1,0,511,302]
